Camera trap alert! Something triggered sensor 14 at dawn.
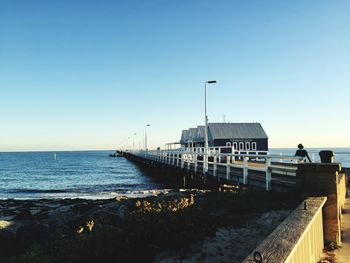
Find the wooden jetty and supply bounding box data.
[119,147,349,263]
[119,146,303,191]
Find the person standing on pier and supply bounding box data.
[295,143,312,162]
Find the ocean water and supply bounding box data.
[0,148,349,200]
[0,151,163,200]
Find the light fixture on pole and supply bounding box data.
[145,124,151,151]
[133,133,136,152]
[204,80,217,173]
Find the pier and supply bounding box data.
[119,146,303,191]
[119,147,349,263]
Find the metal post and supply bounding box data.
[133,133,136,152]
[204,82,208,173]
[145,124,150,150]
[204,80,217,174]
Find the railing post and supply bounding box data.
[243,156,248,185]
[231,146,235,163]
[226,156,231,180]
[194,154,198,173]
[213,154,217,177]
[265,157,272,191]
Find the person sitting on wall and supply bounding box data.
[295,143,312,162]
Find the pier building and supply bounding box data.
[180,122,268,152]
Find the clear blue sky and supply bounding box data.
[0,0,349,151]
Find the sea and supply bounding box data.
[0,148,349,200]
[0,151,164,200]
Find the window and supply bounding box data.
[252,142,257,150]
[233,142,237,150]
[226,142,232,147]
[245,142,250,150]
[239,142,244,150]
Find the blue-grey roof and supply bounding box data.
[180,123,268,143]
[196,126,205,142]
[180,130,190,143]
[188,128,198,141]
[208,123,268,140]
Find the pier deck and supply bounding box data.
[120,147,304,191]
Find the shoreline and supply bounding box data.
[0,189,178,201]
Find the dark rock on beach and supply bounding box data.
[0,188,300,263]
[0,229,16,257]
[16,222,51,249]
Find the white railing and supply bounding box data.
[128,147,304,191]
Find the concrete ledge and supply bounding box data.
[298,163,341,173]
[243,197,327,263]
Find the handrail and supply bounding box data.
[122,147,305,191]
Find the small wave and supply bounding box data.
[5,188,75,194]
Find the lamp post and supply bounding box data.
[204,80,217,173]
[145,124,151,151]
[133,133,136,153]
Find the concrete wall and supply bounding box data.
[297,163,348,245]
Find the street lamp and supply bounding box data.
[204,80,217,172]
[145,124,151,151]
[133,133,136,152]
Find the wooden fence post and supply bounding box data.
[194,154,198,173]
[265,158,272,191]
[243,156,248,185]
[226,156,231,180]
[213,154,217,177]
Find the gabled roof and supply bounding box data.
[180,130,190,143]
[208,123,268,140]
[180,123,268,144]
[188,128,198,141]
[196,126,205,141]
